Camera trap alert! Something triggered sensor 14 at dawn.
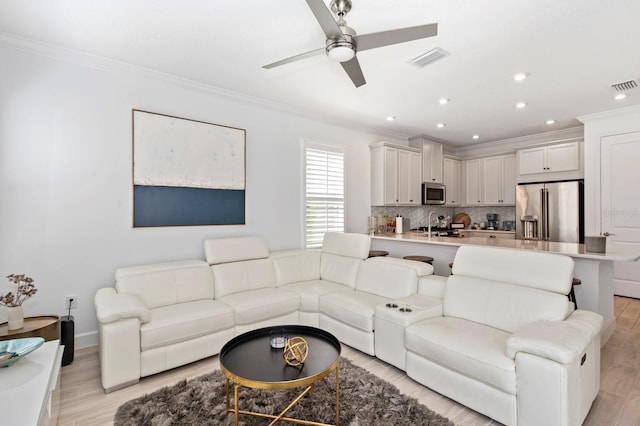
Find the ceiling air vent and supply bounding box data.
[611,79,639,91]
[410,47,449,67]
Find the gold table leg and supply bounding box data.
[225,362,340,426]
[335,361,340,426]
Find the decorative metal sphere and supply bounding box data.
[283,336,309,367]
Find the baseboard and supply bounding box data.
[76,330,99,349]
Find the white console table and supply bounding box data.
[0,340,64,425]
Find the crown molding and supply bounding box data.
[451,126,584,159]
[0,33,409,141]
[578,104,640,123]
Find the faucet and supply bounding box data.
[428,211,437,237]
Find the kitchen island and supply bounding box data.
[371,232,640,344]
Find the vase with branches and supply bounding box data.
[1,274,38,330]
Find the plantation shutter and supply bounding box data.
[304,144,345,248]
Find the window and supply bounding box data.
[304,143,345,248]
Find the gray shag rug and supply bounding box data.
[114,357,454,425]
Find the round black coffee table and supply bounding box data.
[220,325,341,426]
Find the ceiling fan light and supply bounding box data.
[327,44,356,62]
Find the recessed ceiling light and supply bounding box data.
[438,98,449,105]
[436,123,445,128]
[614,93,627,100]
[546,119,556,125]
[386,116,395,121]
[516,102,527,109]
[513,72,529,81]
[472,134,480,140]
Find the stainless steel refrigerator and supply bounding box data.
[515,180,584,243]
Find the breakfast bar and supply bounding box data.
[370,233,640,344]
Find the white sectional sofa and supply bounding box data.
[94,233,602,426]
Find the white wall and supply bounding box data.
[0,42,404,346]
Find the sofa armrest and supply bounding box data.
[95,287,150,324]
[506,310,603,364]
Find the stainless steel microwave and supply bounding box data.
[422,182,446,205]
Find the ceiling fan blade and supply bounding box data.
[305,0,345,41]
[262,47,326,69]
[354,23,438,52]
[341,56,366,87]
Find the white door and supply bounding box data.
[601,132,640,298]
[465,159,482,205]
[397,149,411,204]
[384,147,398,205]
[444,158,460,205]
[408,151,422,205]
[482,157,502,204]
[501,154,517,205]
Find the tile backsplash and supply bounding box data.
[371,205,516,230]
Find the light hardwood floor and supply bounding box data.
[58,296,640,426]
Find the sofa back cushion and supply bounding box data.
[444,246,574,332]
[204,236,269,265]
[355,258,419,299]
[211,259,275,298]
[320,232,370,287]
[204,237,275,298]
[115,260,214,309]
[271,249,322,286]
[451,245,574,294]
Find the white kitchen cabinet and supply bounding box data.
[397,149,422,205]
[518,141,582,182]
[409,136,444,183]
[443,157,461,205]
[371,142,422,206]
[463,154,516,206]
[482,154,516,205]
[464,158,483,205]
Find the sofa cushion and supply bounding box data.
[271,249,322,285]
[204,236,269,265]
[140,299,234,351]
[366,256,434,276]
[418,275,447,299]
[405,316,516,394]
[116,260,214,309]
[211,258,275,298]
[319,233,371,288]
[280,279,352,312]
[355,258,420,299]
[319,290,389,332]
[452,245,574,294]
[322,232,371,259]
[218,288,300,325]
[444,275,573,333]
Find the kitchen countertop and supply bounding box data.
[371,232,640,262]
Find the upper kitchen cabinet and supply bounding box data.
[517,141,583,182]
[464,158,483,205]
[409,136,444,183]
[482,154,516,205]
[463,154,516,206]
[443,157,461,205]
[370,142,422,206]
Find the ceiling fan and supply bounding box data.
[263,0,438,88]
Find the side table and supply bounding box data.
[0,315,61,342]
